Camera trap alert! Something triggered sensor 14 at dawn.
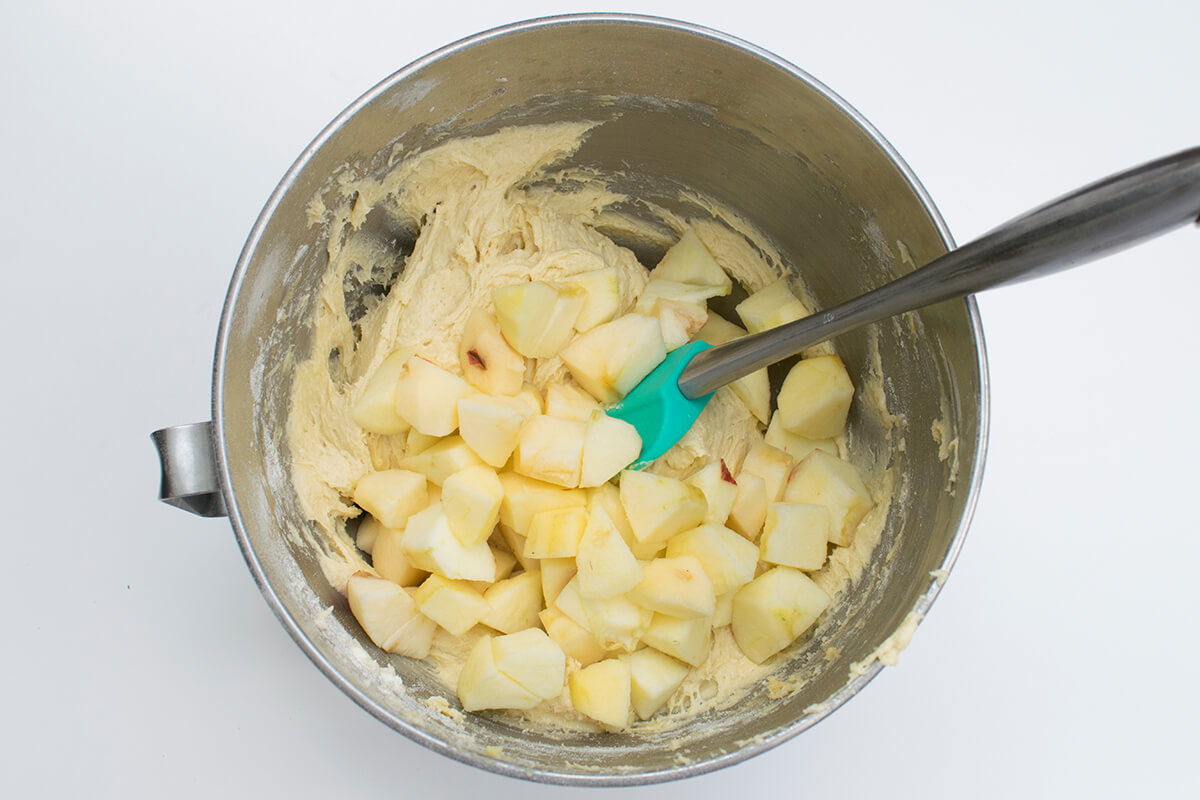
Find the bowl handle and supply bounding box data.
[150,421,228,517]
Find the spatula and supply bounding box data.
[609,147,1200,466]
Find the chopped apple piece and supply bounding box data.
[575,505,643,599]
[371,524,428,586]
[405,430,440,457]
[735,278,808,334]
[652,227,733,295]
[355,514,383,555]
[760,503,831,571]
[726,472,768,541]
[628,555,716,619]
[764,413,838,461]
[696,313,770,424]
[413,574,489,636]
[351,346,418,434]
[712,591,735,628]
[739,442,794,502]
[559,266,621,332]
[539,606,607,667]
[352,469,427,530]
[513,414,587,488]
[630,647,691,720]
[514,383,545,416]
[442,465,503,547]
[783,451,873,547]
[587,482,637,547]
[666,523,759,596]
[580,592,650,652]
[579,411,642,488]
[497,472,587,536]
[686,460,738,525]
[459,308,526,396]
[456,634,540,712]
[569,658,631,727]
[558,314,667,403]
[491,280,585,358]
[646,298,709,352]
[399,435,486,486]
[523,505,588,559]
[545,381,600,421]
[539,557,577,606]
[457,394,535,468]
[776,355,855,439]
[400,503,497,582]
[731,566,831,663]
[392,356,475,437]
[491,628,567,702]
[346,571,437,658]
[642,612,713,667]
[619,470,707,545]
[634,279,725,312]
[552,577,590,629]
[480,570,543,634]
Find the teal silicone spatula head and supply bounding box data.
[607,340,715,468]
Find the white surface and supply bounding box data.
[4,1,1197,797]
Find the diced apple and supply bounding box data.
[558,314,667,403]
[696,314,770,424]
[783,451,873,547]
[712,591,735,628]
[587,482,637,548]
[552,577,590,629]
[666,523,759,596]
[575,505,643,599]
[652,227,733,295]
[619,470,707,545]
[739,442,794,502]
[735,278,808,334]
[513,414,587,488]
[354,514,384,555]
[491,628,567,702]
[399,435,485,486]
[731,566,831,663]
[764,413,838,461]
[497,472,587,537]
[545,381,600,421]
[629,647,690,721]
[481,570,543,634]
[457,394,534,468]
[569,658,631,727]
[686,460,739,525]
[760,503,831,571]
[514,383,545,416]
[352,469,427,530]
[458,308,526,397]
[776,355,855,439]
[539,557,577,606]
[647,298,709,352]
[539,606,607,667]
[392,356,475,437]
[628,555,716,619]
[523,505,588,559]
[580,592,650,652]
[558,266,621,332]
[351,346,418,434]
[405,430,440,457]
[400,504,497,581]
[345,571,437,658]
[491,281,585,358]
[634,279,725,312]
[370,524,428,586]
[442,465,503,547]
[726,472,768,541]
[579,411,642,488]
[456,634,540,711]
[642,612,713,667]
[413,574,490,636]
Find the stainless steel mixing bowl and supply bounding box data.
[153,13,987,785]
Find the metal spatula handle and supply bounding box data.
[678,146,1200,399]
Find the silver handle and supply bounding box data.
[151,421,228,517]
[679,146,1200,398]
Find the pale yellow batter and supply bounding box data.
[286,121,896,732]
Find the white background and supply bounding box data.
[4,1,1197,797]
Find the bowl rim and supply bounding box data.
[211,11,990,786]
